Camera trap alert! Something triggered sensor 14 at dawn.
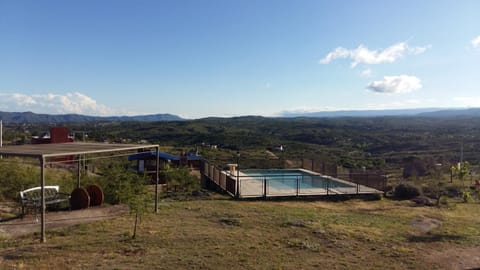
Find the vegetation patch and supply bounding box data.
[1,196,480,269]
[218,217,241,226]
[393,183,421,200]
[286,239,320,252]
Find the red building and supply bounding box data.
[31,127,75,144]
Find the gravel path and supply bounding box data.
[0,204,129,238]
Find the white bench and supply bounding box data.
[19,185,70,216]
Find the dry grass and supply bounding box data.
[1,195,480,269]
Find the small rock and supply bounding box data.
[219,217,241,226]
[191,190,202,196]
[411,195,435,206]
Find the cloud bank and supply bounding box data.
[453,96,480,107]
[320,42,430,67]
[366,75,422,94]
[0,92,116,116]
[472,36,480,49]
[361,68,372,77]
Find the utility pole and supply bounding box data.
[460,141,464,164]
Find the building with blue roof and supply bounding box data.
[129,150,204,183]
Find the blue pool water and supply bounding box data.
[242,169,353,190]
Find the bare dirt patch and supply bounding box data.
[411,216,443,233]
[265,150,279,159]
[424,245,480,270]
[0,204,129,239]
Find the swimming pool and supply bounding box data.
[239,169,359,197]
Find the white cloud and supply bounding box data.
[360,68,372,77]
[282,106,344,114]
[0,92,117,116]
[472,36,480,49]
[366,75,422,94]
[453,96,480,107]
[320,42,430,67]
[405,99,421,105]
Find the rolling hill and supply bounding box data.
[0,111,183,123]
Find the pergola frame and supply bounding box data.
[0,142,160,243]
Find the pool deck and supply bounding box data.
[226,169,383,198]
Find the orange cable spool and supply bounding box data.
[86,184,104,206]
[70,187,90,210]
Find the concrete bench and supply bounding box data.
[19,185,70,217]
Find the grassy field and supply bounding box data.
[1,194,480,269]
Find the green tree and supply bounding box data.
[83,159,150,238]
[163,167,199,191]
[451,161,470,188]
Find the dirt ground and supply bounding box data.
[1,201,480,269]
[424,245,480,270]
[0,204,129,239]
[412,216,480,269]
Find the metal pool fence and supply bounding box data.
[237,174,382,198]
[201,161,385,198]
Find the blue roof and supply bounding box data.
[128,151,203,162]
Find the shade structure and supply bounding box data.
[0,142,160,243]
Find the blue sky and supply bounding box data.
[0,0,479,118]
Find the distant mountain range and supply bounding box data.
[0,111,183,123]
[281,108,480,118]
[1,108,480,123]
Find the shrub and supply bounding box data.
[82,159,149,205]
[163,167,199,191]
[462,191,473,203]
[393,183,421,200]
[0,160,74,201]
[445,184,463,198]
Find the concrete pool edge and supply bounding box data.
[224,168,384,199]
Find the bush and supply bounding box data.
[463,191,473,203]
[445,184,463,198]
[82,159,149,205]
[162,167,199,191]
[0,162,37,200]
[393,183,421,200]
[0,160,75,201]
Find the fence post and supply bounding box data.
[326,178,329,195]
[263,177,267,198]
[296,176,299,196]
[383,174,387,192]
[366,173,369,190]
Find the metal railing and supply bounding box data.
[236,174,380,198]
[302,159,388,192]
[201,160,386,198]
[202,161,236,196]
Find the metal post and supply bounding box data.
[326,178,329,195]
[40,157,46,243]
[384,174,387,192]
[296,176,299,196]
[236,151,240,198]
[365,174,369,193]
[77,156,81,188]
[155,146,159,213]
[263,177,267,198]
